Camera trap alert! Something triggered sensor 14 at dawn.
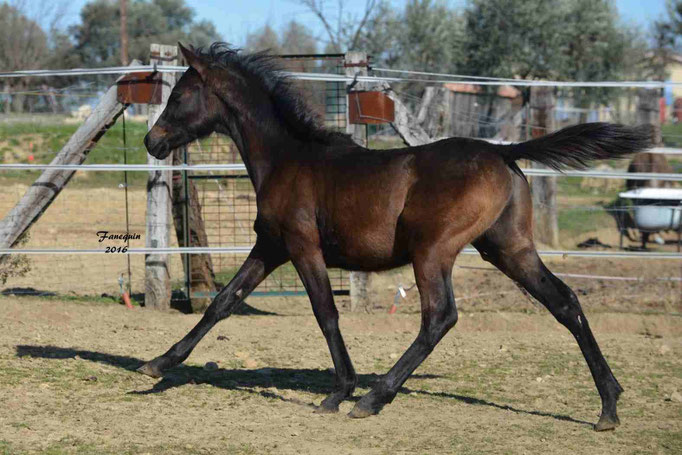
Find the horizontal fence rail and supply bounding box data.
[1,247,681,259]
[1,163,681,181]
[3,65,682,89]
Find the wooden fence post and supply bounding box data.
[636,88,662,145]
[144,44,176,309]
[530,86,559,247]
[345,51,371,312]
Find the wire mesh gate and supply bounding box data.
[182,54,351,299]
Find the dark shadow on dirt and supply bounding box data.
[15,344,592,427]
[2,287,57,297]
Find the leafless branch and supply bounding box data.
[350,0,377,50]
[299,0,340,51]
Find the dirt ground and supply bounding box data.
[0,293,680,454]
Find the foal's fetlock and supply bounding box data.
[314,394,343,414]
[315,382,356,414]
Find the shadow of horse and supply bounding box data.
[15,344,591,427]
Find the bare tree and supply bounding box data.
[299,0,377,51]
[0,0,69,112]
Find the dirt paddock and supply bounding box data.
[0,292,680,455]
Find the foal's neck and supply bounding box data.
[220,117,298,194]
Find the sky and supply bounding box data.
[60,0,670,48]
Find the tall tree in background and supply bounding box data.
[0,0,73,113]
[397,0,465,73]
[353,0,402,67]
[245,24,282,53]
[71,0,221,67]
[462,0,566,79]
[644,0,682,82]
[281,21,317,54]
[245,21,317,54]
[560,0,628,116]
[299,0,377,52]
[462,0,627,110]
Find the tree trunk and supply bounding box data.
[171,146,216,312]
[3,81,9,114]
[11,79,25,113]
[636,88,662,146]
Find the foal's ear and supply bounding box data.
[178,42,209,80]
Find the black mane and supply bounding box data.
[193,43,353,145]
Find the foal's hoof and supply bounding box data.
[348,402,377,419]
[348,397,383,419]
[136,359,165,378]
[594,414,620,432]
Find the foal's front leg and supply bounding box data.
[289,244,357,413]
[137,240,287,377]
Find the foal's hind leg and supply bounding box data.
[137,239,287,377]
[473,184,623,430]
[349,249,458,418]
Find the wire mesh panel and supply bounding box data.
[184,55,350,297]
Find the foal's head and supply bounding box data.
[144,42,332,160]
[144,43,227,159]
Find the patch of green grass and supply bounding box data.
[0,364,33,386]
[557,176,623,199]
[0,441,14,455]
[0,292,127,306]
[0,120,149,188]
[662,122,682,147]
[558,207,613,237]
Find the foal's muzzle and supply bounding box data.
[144,127,172,159]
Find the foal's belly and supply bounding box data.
[319,213,412,271]
[316,155,415,270]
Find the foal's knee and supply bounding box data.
[423,304,458,347]
[548,283,586,330]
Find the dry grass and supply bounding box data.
[0,294,680,454]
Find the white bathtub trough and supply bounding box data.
[618,188,682,231]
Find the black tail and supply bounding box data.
[499,123,654,170]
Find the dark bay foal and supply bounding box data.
[140,43,652,431]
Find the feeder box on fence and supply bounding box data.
[117,72,163,105]
[348,91,395,124]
